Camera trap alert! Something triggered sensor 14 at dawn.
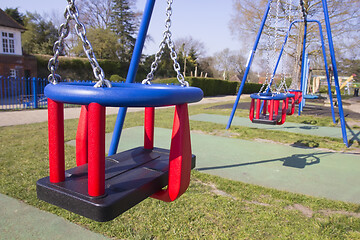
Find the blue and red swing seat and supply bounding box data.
[36,82,203,222]
[285,93,296,116]
[288,89,303,104]
[249,93,288,125]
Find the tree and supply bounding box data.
[22,12,58,55]
[76,0,113,29]
[110,0,141,61]
[230,0,360,85]
[175,37,206,77]
[337,58,360,77]
[72,27,120,60]
[213,48,246,80]
[4,8,25,26]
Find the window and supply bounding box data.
[2,32,15,53]
[10,69,17,78]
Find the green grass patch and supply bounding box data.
[0,101,359,239]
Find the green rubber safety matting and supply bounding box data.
[72,126,360,204]
[190,113,360,140]
[0,194,109,240]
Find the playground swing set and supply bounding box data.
[227,0,349,147]
[36,0,203,222]
[36,0,348,222]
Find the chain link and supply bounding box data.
[259,1,273,94]
[142,0,188,87]
[47,0,111,88]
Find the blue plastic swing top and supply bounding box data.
[250,92,287,100]
[45,82,204,107]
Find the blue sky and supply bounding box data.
[2,0,244,57]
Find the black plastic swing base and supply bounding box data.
[252,115,281,125]
[36,147,196,222]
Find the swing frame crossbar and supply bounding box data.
[226,0,349,147]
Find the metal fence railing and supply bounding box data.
[0,76,48,110]
[0,77,97,110]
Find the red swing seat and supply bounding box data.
[288,89,303,104]
[36,82,203,222]
[249,93,288,125]
[285,93,296,115]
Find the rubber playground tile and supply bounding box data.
[0,193,109,240]
[99,127,360,204]
[189,113,360,140]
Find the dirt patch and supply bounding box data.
[195,180,237,200]
[286,204,314,218]
[285,204,360,219]
[195,180,272,207]
[245,200,271,207]
[318,210,360,218]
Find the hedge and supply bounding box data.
[154,77,263,97]
[36,55,130,81]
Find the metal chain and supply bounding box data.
[48,0,111,88]
[142,0,188,87]
[300,0,307,21]
[276,0,291,93]
[271,0,281,93]
[259,1,273,94]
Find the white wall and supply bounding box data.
[0,26,22,56]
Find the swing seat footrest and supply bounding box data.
[252,115,281,125]
[36,147,196,222]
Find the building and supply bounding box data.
[0,8,37,79]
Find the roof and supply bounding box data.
[0,9,25,31]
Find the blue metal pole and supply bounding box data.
[109,0,156,155]
[299,53,308,113]
[308,20,336,124]
[298,18,308,115]
[321,0,348,147]
[32,77,38,109]
[226,0,272,129]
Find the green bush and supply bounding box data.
[154,77,264,96]
[110,74,126,82]
[154,77,238,97]
[35,55,130,81]
[241,82,262,94]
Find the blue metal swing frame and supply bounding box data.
[226,0,349,147]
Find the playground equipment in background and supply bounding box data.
[249,93,288,125]
[36,0,203,222]
[247,0,294,125]
[227,0,349,147]
[340,74,356,94]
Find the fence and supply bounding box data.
[0,77,98,110]
[0,76,48,110]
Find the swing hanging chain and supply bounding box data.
[300,0,307,21]
[48,0,111,88]
[142,0,188,87]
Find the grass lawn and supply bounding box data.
[0,101,359,239]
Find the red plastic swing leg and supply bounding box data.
[48,99,65,183]
[269,100,274,120]
[249,99,255,121]
[76,105,88,166]
[151,103,192,202]
[256,99,261,119]
[87,103,106,197]
[278,100,287,125]
[144,107,155,150]
[263,100,268,115]
[290,98,295,115]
